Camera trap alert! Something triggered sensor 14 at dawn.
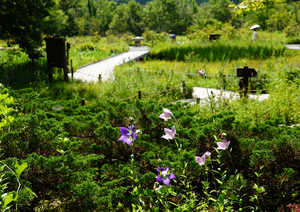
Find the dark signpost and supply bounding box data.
[209,34,221,41]
[237,66,257,97]
[44,37,70,83]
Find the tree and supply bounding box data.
[127,0,143,35]
[96,0,117,35]
[235,0,298,13]
[142,0,167,32]
[209,0,233,23]
[43,1,69,37]
[109,4,130,34]
[0,0,54,53]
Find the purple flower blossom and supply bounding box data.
[195,156,205,165]
[195,151,211,165]
[156,167,176,186]
[118,125,138,145]
[217,139,231,150]
[162,125,176,140]
[199,70,205,76]
[159,108,173,120]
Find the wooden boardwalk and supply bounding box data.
[68,46,149,82]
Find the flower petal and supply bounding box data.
[196,155,206,165]
[162,128,175,140]
[159,108,173,120]
[132,133,138,141]
[169,172,176,180]
[163,108,173,116]
[129,125,136,132]
[217,139,230,150]
[204,151,211,158]
[156,174,162,183]
[171,125,176,136]
[119,135,132,145]
[120,127,130,136]
[163,178,171,186]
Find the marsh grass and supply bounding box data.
[150,38,287,61]
[2,34,300,115]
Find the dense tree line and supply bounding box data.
[0,0,300,52]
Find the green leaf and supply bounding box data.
[209,197,217,202]
[201,181,209,189]
[230,192,238,201]
[3,193,14,208]
[14,162,28,178]
[132,204,137,212]
[25,187,37,197]
[216,178,223,185]
[218,193,225,204]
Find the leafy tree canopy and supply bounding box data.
[0,0,54,53]
[235,0,298,14]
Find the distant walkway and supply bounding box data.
[69,46,149,82]
[192,87,269,102]
[286,44,300,50]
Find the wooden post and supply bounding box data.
[196,98,200,104]
[81,99,85,106]
[182,80,186,97]
[137,67,140,73]
[222,74,226,90]
[138,91,141,99]
[67,42,70,66]
[98,74,102,82]
[71,59,73,79]
[48,66,53,84]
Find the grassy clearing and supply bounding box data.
[1,33,300,110]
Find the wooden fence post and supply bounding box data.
[182,79,186,97]
[71,59,73,79]
[81,99,85,106]
[138,91,141,99]
[196,98,200,104]
[99,74,102,82]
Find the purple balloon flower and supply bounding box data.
[199,70,205,76]
[156,167,176,186]
[195,151,211,165]
[162,125,176,140]
[118,125,138,145]
[159,108,173,120]
[217,139,231,150]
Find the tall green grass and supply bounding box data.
[150,38,287,61]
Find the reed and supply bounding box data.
[150,35,287,61]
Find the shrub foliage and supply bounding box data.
[0,88,299,211]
